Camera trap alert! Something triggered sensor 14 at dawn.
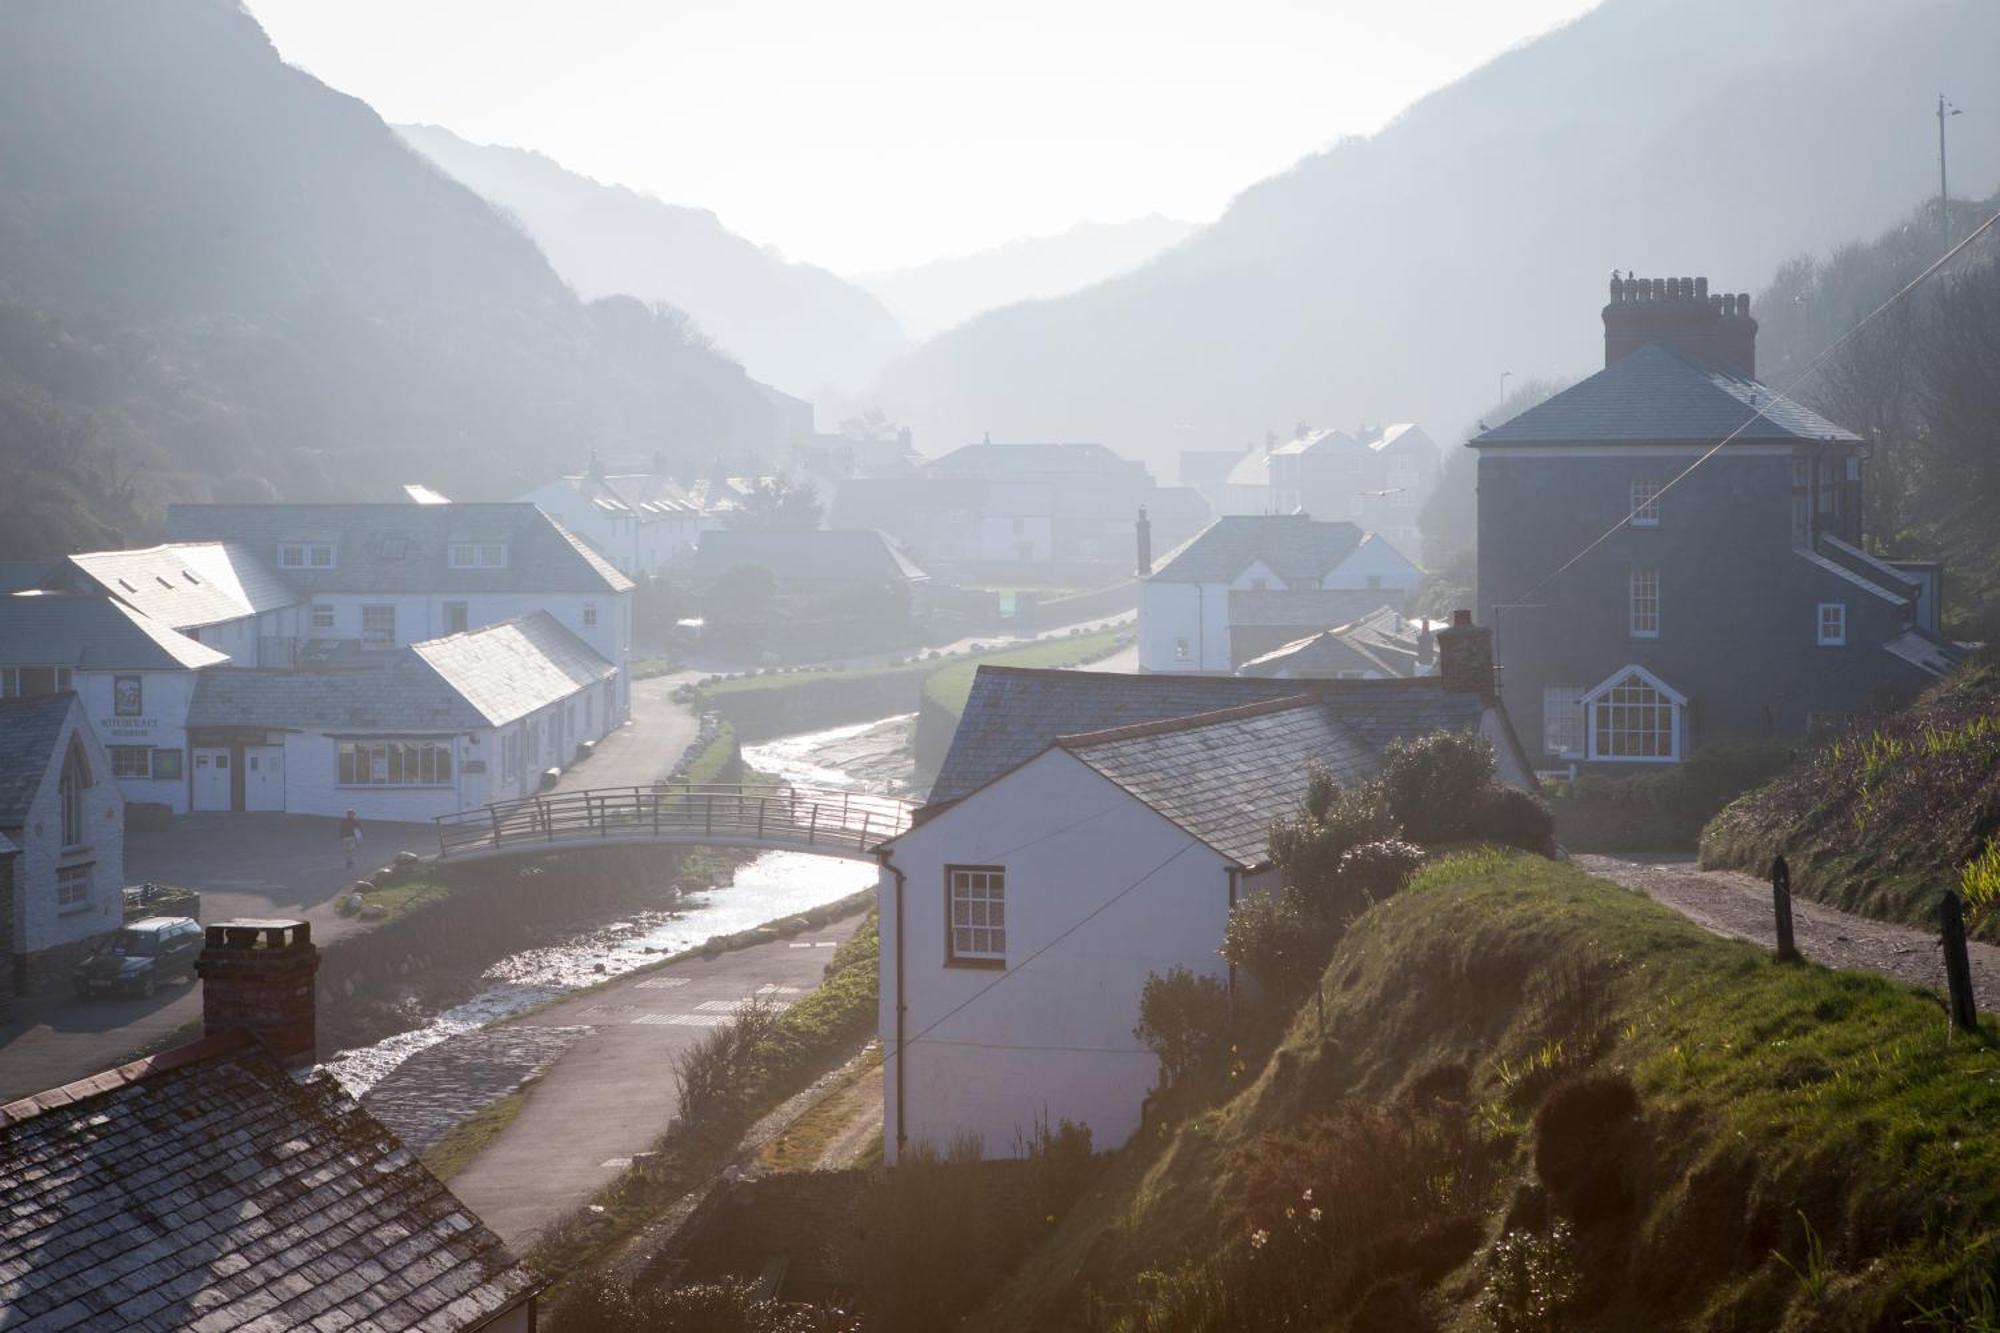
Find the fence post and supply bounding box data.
[858,809,871,851]
[1942,890,1979,1034]
[652,789,661,838]
[1771,854,1799,964]
[490,806,502,850]
[808,803,819,846]
[757,796,767,841]
[538,798,551,842]
[705,792,713,838]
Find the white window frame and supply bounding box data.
[1,666,73,697]
[1542,685,1584,758]
[361,604,396,647]
[582,602,598,629]
[310,604,336,631]
[1629,567,1660,639]
[56,863,91,912]
[448,542,509,570]
[946,865,1006,965]
[277,541,336,570]
[1630,479,1662,527]
[1582,665,1685,764]
[59,737,90,848]
[1817,602,1847,647]
[108,746,152,780]
[337,739,454,787]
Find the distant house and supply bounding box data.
[1239,607,1440,680]
[65,541,306,666]
[1138,515,1424,672]
[1474,273,1966,769]
[518,466,713,577]
[0,593,227,814]
[1267,423,1440,556]
[0,917,543,1330]
[183,612,617,819]
[879,630,1529,1160]
[0,693,124,993]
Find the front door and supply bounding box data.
[244,746,285,812]
[192,748,231,811]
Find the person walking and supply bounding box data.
[339,809,362,869]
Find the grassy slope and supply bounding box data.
[1701,657,2000,940]
[968,851,2000,1332]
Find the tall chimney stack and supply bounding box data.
[195,919,320,1069]
[1135,505,1153,577]
[1436,609,1496,702]
[1602,272,1756,378]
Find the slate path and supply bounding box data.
[1577,853,2000,1011]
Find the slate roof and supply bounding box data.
[68,543,301,631]
[1470,344,1861,446]
[1151,515,1364,584]
[0,1030,541,1332]
[692,529,928,583]
[1060,697,1377,865]
[186,613,612,733]
[0,594,228,671]
[164,503,634,595]
[1228,587,1401,629]
[929,666,1486,805]
[0,694,73,827]
[925,441,1143,478]
[1239,608,1435,679]
[0,562,60,595]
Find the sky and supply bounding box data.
[246,0,1601,276]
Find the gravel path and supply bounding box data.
[1575,853,2000,1011]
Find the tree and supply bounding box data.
[729,476,824,532]
[703,562,777,643]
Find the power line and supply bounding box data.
[1513,205,2000,605]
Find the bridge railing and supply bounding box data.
[433,783,915,861]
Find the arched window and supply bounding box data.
[59,736,90,847]
[1583,667,1684,763]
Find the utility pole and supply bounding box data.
[1938,94,1961,248]
[1499,370,1512,406]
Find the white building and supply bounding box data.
[66,542,306,666]
[0,692,125,992]
[518,469,711,577]
[1238,608,1444,680]
[879,653,1533,1160]
[0,593,227,814]
[1139,515,1424,673]
[1267,424,1441,555]
[181,612,618,820]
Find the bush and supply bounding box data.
[1268,769,1398,912]
[1221,890,1326,1007]
[1134,967,1232,1090]
[1476,1222,1581,1333]
[1337,839,1428,903]
[1379,731,1496,843]
[672,994,786,1124]
[1533,1071,1640,1223]
[548,1274,856,1332]
[1473,786,1556,855]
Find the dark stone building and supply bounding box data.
[1474,273,1962,770]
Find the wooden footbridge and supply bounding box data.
[433,783,916,864]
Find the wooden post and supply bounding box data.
[1771,854,1799,963]
[808,803,819,846]
[1942,890,1979,1034]
[490,806,502,850]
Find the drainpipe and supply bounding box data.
[874,845,908,1160]
[1225,866,1241,1014]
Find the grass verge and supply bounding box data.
[420,1077,539,1182]
[920,628,1125,718]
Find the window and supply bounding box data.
[311,604,336,631]
[1587,670,1681,762]
[444,602,469,634]
[582,602,598,629]
[1542,686,1584,757]
[448,542,508,569]
[151,748,183,781]
[1630,479,1662,527]
[1817,603,1847,647]
[277,541,336,569]
[59,737,89,848]
[1247,577,1269,591]
[947,866,1006,964]
[56,864,90,911]
[109,746,152,779]
[1629,568,1660,639]
[1366,574,1383,590]
[338,739,453,786]
[1174,637,1191,663]
[1,666,72,697]
[361,604,396,647]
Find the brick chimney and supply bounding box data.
[195,919,320,1069]
[1436,608,1496,702]
[1135,505,1153,577]
[1603,273,1756,378]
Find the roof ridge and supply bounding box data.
[1058,693,1323,748]
[0,1029,257,1129]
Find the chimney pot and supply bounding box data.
[1135,505,1153,578]
[1436,610,1496,702]
[1695,276,1708,299]
[196,918,320,1070]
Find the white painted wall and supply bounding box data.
[522,481,704,577]
[8,703,124,959]
[1323,534,1423,597]
[1138,580,1231,673]
[878,749,1236,1161]
[74,668,199,814]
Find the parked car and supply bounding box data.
[72,917,204,999]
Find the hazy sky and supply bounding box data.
[247,0,1600,275]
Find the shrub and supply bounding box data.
[1337,839,1428,903]
[1533,1071,1640,1223]
[1379,731,1496,843]
[1134,967,1232,1090]
[672,994,786,1124]
[1269,771,1398,911]
[1473,786,1557,855]
[1963,837,2000,930]
[548,1274,856,1332]
[1476,1222,1581,1333]
[1221,890,1326,1007]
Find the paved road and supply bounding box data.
[552,674,701,796]
[1578,853,2000,1010]
[448,914,868,1250]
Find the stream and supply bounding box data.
[320,713,918,1096]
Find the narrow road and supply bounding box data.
[551,673,701,796]
[1577,853,2000,1010]
[447,913,868,1251]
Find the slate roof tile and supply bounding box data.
[691,529,928,583]
[0,694,73,826]
[1149,514,1364,583]
[0,594,227,672]
[66,543,301,631]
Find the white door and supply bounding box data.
[193,748,232,812]
[244,746,285,812]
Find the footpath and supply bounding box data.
[1578,853,2000,1010]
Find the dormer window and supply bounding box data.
[449,542,508,570]
[278,541,336,569]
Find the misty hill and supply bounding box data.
[0,1,786,557]
[397,124,909,398]
[870,0,2000,474]
[857,215,1198,339]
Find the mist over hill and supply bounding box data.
[856,215,1199,340]
[0,0,786,556]
[396,124,910,399]
[869,0,2000,471]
